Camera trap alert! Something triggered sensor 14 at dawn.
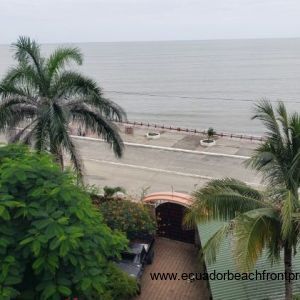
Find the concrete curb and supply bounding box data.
[71,135,251,160]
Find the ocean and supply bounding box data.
[1,38,300,135]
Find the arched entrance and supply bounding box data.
[156,202,195,243]
[143,192,195,244]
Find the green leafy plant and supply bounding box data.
[206,127,216,140]
[99,199,156,240]
[104,264,138,300]
[89,186,126,206]
[0,144,137,299]
[81,184,102,198]
[103,186,126,199]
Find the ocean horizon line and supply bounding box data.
[1,36,300,46]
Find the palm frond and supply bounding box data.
[191,178,268,221]
[0,98,37,131]
[51,71,101,97]
[252,99,283,143]
[0,81,36,102]
[248,100,300,194]
[70,105,124,157]
[234,208,281,272]
[47,47,83,79]
[48,103,84,177]
[12,37,42,72]
[94,97,127,122]
[1,64,40,94]
[8,119,38,143]
[202,222,233,264]
[52,71,126,121]
[281,190,297,241]
[62,131,84,179]
[276,101,290,143]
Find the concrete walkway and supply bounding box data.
[135,238,210,300]
[79,123,262,157]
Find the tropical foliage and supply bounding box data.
[186,101,300,300]
[0,36,126,178]
[0,144,137,299]
[99,199,156,240]
[207,127,216,140]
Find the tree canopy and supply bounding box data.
[0,144,137,299]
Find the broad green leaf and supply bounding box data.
[33,218,53,230]
[81,278,92,290]
[47,253,59,270]
[49,238,61,250]
[32,240,41,256]
[32,257,45,270]
[5,275,22,285]
[0,238,11,248]
[19,236,34,246]
[59,240,69,257]
[41,283,56,299]
[57,286,71,296]
[0,206,10,220]
[57,217,69,225]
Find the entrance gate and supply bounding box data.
[156,202,195,243]
[143,192,195,244]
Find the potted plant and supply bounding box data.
[200,127,216,147]
[146,132,161,140]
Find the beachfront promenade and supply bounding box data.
[0,125,262,195]
[75,124,261,195]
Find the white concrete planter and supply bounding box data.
[146,132,161,140]
[113,192,126,199]
[200,139,216,147]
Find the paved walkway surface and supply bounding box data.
[135,238,210,300]
[77,123,261,157]
[118,124,261,157]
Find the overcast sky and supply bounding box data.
[1,0,300,44]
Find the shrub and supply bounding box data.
[104,264,138,300]
[0,145,137,299]
[207,127,216,139]
[87,185,126,206]
[99,199,156,240]
[103,186,126,199]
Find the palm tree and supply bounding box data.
[247,100,300,197]
[186,101,300,300]
[0,36,126,178]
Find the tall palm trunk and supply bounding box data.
[284,243,293,300]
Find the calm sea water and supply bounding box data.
[1,39,300,135]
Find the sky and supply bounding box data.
[1,0,300,44]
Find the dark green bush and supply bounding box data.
[99,199,156,240]
[0,144,137,299]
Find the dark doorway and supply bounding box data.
[156,202,195,244]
